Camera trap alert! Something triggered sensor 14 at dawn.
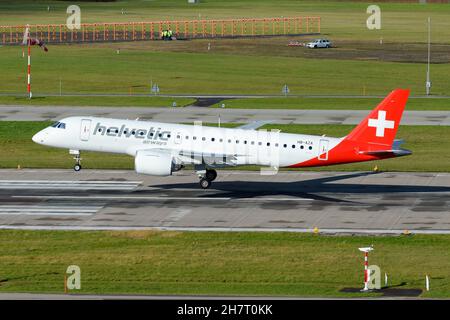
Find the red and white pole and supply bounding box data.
[363,251,369,291]
[27,40,31,99]
[359,246,373,292]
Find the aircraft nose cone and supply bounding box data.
[32,131,45,144]
[32,133,39,143]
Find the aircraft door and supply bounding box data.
[80,119,92,141]
[318,139,329,161]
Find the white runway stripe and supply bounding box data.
[0,180,142,190]
[0,205,102,216]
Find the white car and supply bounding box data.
[306,39,332,48]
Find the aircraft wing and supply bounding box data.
[237,120,272,130]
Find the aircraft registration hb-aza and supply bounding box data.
[32,89,411,189]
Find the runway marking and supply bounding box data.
[12,195,315,202]
[0,180,142,190]
[0,205,102,216]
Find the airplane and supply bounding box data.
[32,89,411,189]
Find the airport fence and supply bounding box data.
[0,16,320,45]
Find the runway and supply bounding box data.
[1,105,450,125]
[0,169,449,234]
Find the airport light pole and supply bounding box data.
[426,16,431,96]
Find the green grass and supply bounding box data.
[215,97,450,111]
[1,44,450,96]
[1,121,449,172]
[1,1,450,98]
[0,96,195,107]
[0,230,448,297]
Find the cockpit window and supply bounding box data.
[51,122,66,129]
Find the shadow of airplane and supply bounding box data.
[149,172,450,202]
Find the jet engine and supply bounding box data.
[135,150,179,176]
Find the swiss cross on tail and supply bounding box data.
[345,89,409,147]
[368,111,395,137]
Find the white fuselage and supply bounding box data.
[32,116,342,168]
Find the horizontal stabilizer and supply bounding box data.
[359,138,411,157]
[358,149,412,157]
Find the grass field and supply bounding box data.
[214,97,450,110]
[1,43,450,97]
[0,96,195,107]
[1,1,450,99]
[0,230,448,297]
[1,121,449,172]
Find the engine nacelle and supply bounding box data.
[135,150,175,176]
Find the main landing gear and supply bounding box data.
[196,166,217,189]
[70,150,82,172]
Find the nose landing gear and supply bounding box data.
[70,149,82,172]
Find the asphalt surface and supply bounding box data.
[1,169,449,234]
[1,105,450,125]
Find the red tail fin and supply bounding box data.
[345,89,410,147]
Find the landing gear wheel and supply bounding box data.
[199,178,211,189]
[205,169,217,182]
[74,164,82,172]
